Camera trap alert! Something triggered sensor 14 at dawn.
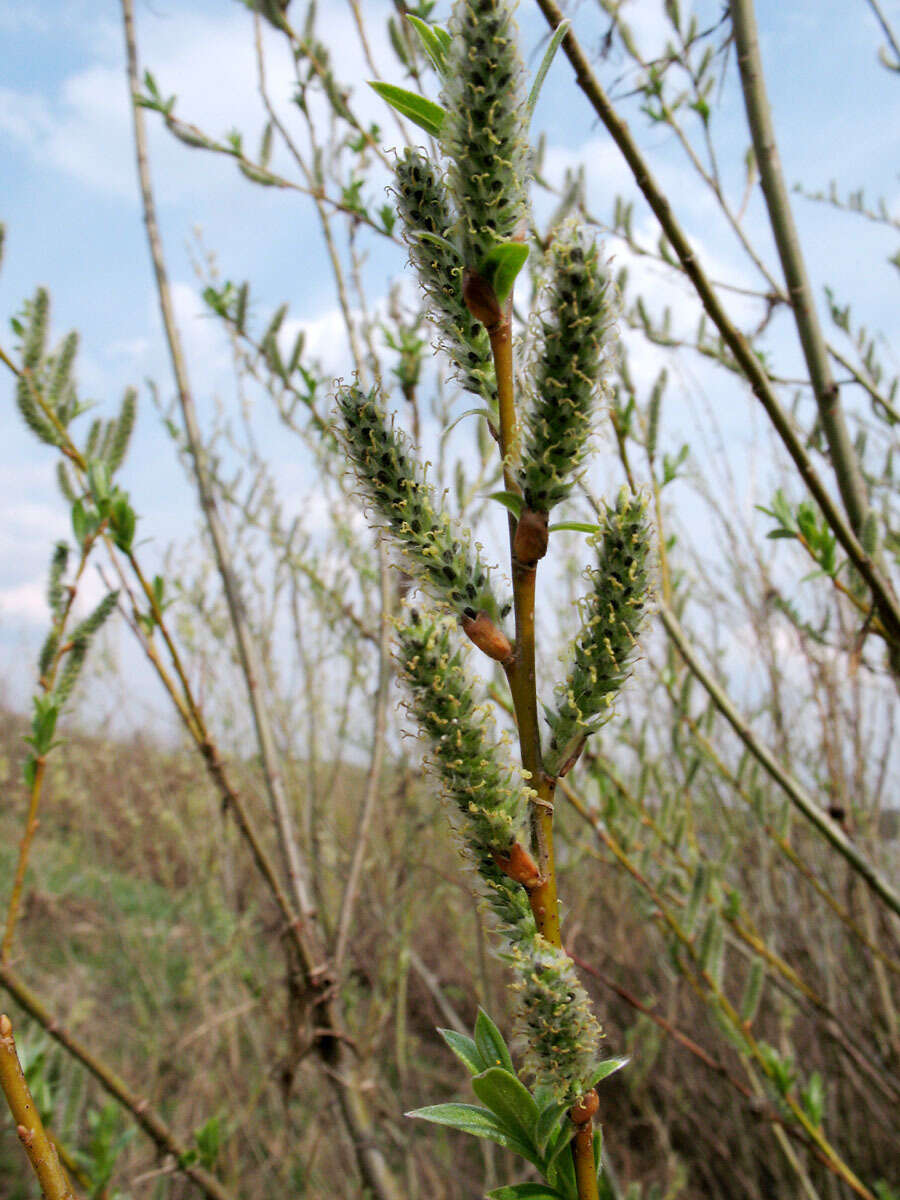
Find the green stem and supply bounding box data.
[2,760,46,962]
[729,0,869,535]
[488,320,561,945]
[572,1118,600,1200]
[0,1014,75,1200]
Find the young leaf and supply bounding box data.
[534,1100,568,1156]
[405,1103,534,1159]
[474,1008,515,1074]
[478,242,529,306]
[437,1028,485,1075]
[593,1056,629,1084]
[407,15,451,77]
[487,491,525,519]
[526,20,571,120]
[471,1067,540,1150]
[547,522,599,534]
[368,82,446,138]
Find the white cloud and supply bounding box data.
[0,3,397,205]
[0,580,47,623]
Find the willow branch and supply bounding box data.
[658,601,900,918]
[333,545,392,978]
[730,0,870,534]
[0,981,233,1200]
[121,0,318,949]
[0,1013,76,1200]
[532,0,900,648]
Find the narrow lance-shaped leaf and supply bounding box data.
[368,82,446,138]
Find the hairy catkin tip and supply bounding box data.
[545,490,652,776]
[521,221,617,512]
[441,0,531,266]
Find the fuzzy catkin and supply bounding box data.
[441,0,531,268]
[394,149,497,404]
[398,612,607,1102]
[521,222,617,512]
[336,384,497,616]
[399,614,527,853]
[545,491,653,776]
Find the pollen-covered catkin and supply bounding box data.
[521,221,617,513]
[441,0,531,268]
[336,383,497,616]
[399,614,526,854]
[398,612,607,1103]
[545,491,652,776]
[393,149,496,403]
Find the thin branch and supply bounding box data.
[532,0,900,649]
[658,601,900,919]
[121,0,319,955]
[0,1013,76,1200]
[729,0,870,534]
[0,979,233,1200]
[333,545,392,977]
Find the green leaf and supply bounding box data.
[471,1068,539,1150]
[368,82,445,137]
[486,491,525,519]
[405,1104,534,1159]
[593,1056,629,1085]
[547,521,598,534]
[545,1119,576,1175]
[407,16,451,77]
[526,20,571,120]
[488,1186,567,1200]
[474,1009,515,1074]
[534,1100,568,1155]
[478,242,529,305]
[437,1028,485,1075]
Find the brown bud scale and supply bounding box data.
[461,611,513,663]
[569,1088,599,1125]
[462,268,503,331]
[492,841,543,891]
[513,508,549,567]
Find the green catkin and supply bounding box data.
[398,613,606,1103]
[46,542,69,621]
[521,221,617,512]
[47,331,79,422]
[106,387,137,475]
[53,591,119,707]
[545,491,653,776]
[399,614,526,852]
[394,148,497,403]
[15,289,62,446]
[336,383,498,616]
[441,0,531,268]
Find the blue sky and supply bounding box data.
[1,0,898,716]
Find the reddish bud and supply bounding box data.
[462,267,503,330]
[492,841,543,890]
[513,508,549,567]
[461,611,513,663]
[569,1089,599,1125]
